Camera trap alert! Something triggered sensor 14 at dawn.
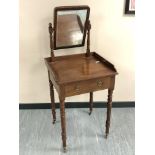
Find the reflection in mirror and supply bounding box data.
[56,10,87,48]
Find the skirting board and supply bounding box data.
[19,102,135,109]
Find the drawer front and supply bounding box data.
[65,77,112,97]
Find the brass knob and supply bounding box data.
[97,80,103,87]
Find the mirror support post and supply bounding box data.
[49,23,55,61]
[86,20,91,57]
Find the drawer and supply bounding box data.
[65,77,112,97]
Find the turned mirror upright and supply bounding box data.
[44,5,117,152]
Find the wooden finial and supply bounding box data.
[49,23,54,34]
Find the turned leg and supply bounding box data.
[89,92,93,115]
[105,89,113,138]
[59,97,67,152]
[48,71,56,124]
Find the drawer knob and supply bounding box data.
[97,80,103,87]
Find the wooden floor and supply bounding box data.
[19,108,135,155]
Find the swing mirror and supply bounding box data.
[54,6,90,50]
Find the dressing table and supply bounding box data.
[44,5,118,152]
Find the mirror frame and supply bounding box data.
[54,5,90,50]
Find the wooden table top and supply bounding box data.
[47,53,117,84]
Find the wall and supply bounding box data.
[19,0,135,103]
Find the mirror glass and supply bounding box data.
[54,7,89,49]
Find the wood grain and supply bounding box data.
[89,92,93,115]
[46,53,116,84]
[59,98,67,152]
[105,89,113,138]
[48,71,56,124]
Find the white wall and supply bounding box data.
[19,0,135,103]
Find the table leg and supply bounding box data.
[59,97,67,152]
[48,71,56,124]
[105,89,113,138]
[89,92,93,115]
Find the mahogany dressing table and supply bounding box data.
[44,5,118,152]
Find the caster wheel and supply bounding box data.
[105,134,108,139]
[63,147,67,153]
[52,119,56,124]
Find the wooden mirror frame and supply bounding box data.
[53,5,90,50]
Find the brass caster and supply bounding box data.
[52,119,56,124]
[105,134,108,139]
[63,147,67,153]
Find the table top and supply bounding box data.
[45,52,117,84]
